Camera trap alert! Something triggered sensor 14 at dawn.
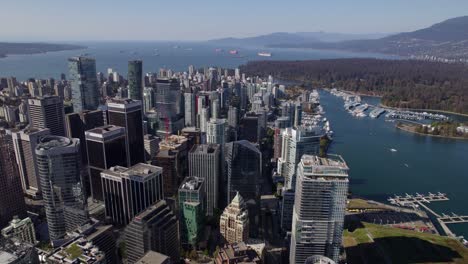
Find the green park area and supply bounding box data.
[343,222,468,263]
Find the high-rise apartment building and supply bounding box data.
[128,60,143,101]
[107,98,145,166]
[11,127,50,198]
[68,57,100,112]
[289,155,349,264]
[126,200,180,263]
[188,144,220,216]
[178,177,205,247]
[35,136,88,241]
[101,163,163,225]
[28,96,65,136]
[85,125,128,201]
[278,126,325,232]
[219,192,249,244]
[0,128,27,228]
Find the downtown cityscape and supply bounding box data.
[2,1,468,264]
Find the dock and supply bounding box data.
[388,192,468,238]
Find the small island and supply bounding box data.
[0,42,86,58]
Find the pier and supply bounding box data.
[388,192,468,238]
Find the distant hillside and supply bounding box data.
[0,42,85,58]
[241,59,468,114]
[209,31,388,46]
[270,16,468,60]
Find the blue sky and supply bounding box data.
[2,0,468,41]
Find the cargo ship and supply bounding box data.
[229,50,239,55]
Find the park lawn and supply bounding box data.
[344,222,468,264]
[347,198,387,210]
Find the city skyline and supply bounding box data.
[1,0,468,41]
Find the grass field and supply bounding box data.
[344,222,468,263]
[347,198,389,210]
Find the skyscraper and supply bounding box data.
[143,87,155,113]
[289,155,349,264]
[11,127,50,198]
[126,200,180,263]
[278,126,325,232]
[28,96,65,136]
[35,136,88,241]
[206,118,226,145]
[0,128,27,228]
[68,57,100,112]
[219,192,249,244]
[178,177,205,247]
[107,98,145,166]
[101,163,163,225]
[189,144,220,216]
[224,140,261,205]
[184,92,196,127]
[128,60,143,101]
[278,126,325,190]
[85,125,128,201]
[65,110,105,165]
[154,78,184,135]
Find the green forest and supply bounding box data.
[241,59,468,114]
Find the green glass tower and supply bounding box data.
[178,177,205,248]
[128,60,143,101]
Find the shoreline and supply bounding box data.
[396,123,468,140]
[321,88,468,117]
[380,103,468,118]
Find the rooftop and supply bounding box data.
[136,250,170,264]
[180,177,204,191]
[105,163,162,179]
[190,144,219,154]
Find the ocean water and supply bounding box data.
[321,91,468,238]
[0,41,393,80]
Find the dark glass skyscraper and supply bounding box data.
[68,57,99,112]
[107,98,145,166]
[85,125,128,201]
[0,128,27,228]
[128,60,143,101]
[224,140,261,203]
[35,136,88,241]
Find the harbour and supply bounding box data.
[320,89,468,238]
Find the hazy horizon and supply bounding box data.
[2,0,468,42]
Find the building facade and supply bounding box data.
[128,60,143,101]
[85,125,128,201]
[0,129,27,228]
[290,155,349,264]
[219,192,249,244]
[125,200,180,264]
[28,96,65,136]
[178,177,205,247]
[11,127,50,198]
[35,136,88,241]
[188,144,220,216]
[107,98,145,166]
[68,56,100,112]
[101,163,163,225]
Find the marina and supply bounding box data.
[388,192,468,238]
[330,88,449,122]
